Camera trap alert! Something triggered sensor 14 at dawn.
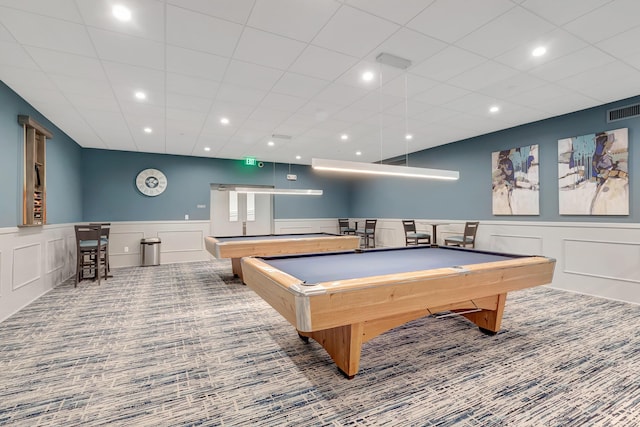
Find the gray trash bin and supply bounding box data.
[141,237,161,266]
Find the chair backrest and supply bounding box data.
[402,220,416,234]
[463,221,479,243]
[75,225,102,250]
[338,218,349,228]
[364,219,377,232]
[90,223,110,239]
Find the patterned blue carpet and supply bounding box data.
[1,260,639,426]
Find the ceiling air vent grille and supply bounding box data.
[607,103,640,122]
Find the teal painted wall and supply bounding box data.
[81,149,352,221]
[350,95,640,222]
[0,81,82,227]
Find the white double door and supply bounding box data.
[210,186,272,236]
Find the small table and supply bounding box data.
[242,246,556,378]
[424,222,451,246]
[205,233,360,280]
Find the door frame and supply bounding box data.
[209,184,275,236]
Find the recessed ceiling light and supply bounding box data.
[489,106,500,113]
[134,91,146,100]
[362,71,374,82]
[204,147,211,152]
[532,46,546,57]
[405,134,413,140]
[220,117,229,125]
[356,151,362,156]
[295,155,301,160]
[143,127,152,133]
[112,5,132,22]
[267,141,274,146]
[340,134,349,141]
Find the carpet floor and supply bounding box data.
[1,260,639,426]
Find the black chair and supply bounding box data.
[444,221,479,248]
[74,225,108,287]
[338,218,356,235]
[357,219,377,248]
[402,220,431,246]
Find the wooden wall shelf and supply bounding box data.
[19,115,52,226]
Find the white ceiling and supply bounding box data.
[2,0,640,165]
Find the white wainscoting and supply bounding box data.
[2,218,639,323]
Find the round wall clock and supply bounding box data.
[136,168,168,196]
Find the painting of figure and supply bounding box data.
[558,128,628,215]
[492,145,539,215]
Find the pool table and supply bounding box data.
[204,233,360,279]
[241,246,556,378]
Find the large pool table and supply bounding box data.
[241,246,556,378]
[204,233,360,279]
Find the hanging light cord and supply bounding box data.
[379,64,383,164]
[405,73,409,167]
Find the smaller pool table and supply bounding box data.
[242,246,556,378]
[205,233,360,279]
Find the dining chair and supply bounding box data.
[402,220,431,246]
[90,222,111,275]
[338,218,356,235]
[74,224,108,287]
[357,219,377,248]
[444,221,479,248]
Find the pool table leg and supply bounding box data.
[297,323,364,379]
[231,258,244,281]
[459,293,507,334]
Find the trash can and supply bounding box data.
[141,237,161,266]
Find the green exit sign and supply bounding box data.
[244,157,257,166]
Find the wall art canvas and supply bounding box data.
[492,144,539,215]
[558,128,629,215]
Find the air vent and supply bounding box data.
[607,103,640,122]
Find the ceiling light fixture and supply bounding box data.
[532,46,546,57]
[204,147,211,152]
[220,117,229,125]
[312,158,459,180]
[489,106,500,113]
[405,134,413,140]
[295,155,301,160]
[340,134,349,140]
[143,127,152,133]
[267,141,274,146]
[235,187,323,196]
[112,5,132,22]
[134,91,146,100]
[362,71,374,82]
[312,52,459,181]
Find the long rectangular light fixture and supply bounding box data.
[312,158,459,180]
[234,187,323,195]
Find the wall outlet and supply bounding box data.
[124,246,129,253]
[286,174,297,181]
[197,204,206,208]
[184,214,189,220]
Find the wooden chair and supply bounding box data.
[402,220,431,246]
[357,219,377,248]
[338,218,356,235]
[90,223,111,275]
[74,225,108,287]
[444,221,479,248]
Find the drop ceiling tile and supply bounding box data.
[494,29,588,71]
[478,73,547,99]
[407,0,514,43]
[529,46,616,82]
[596,26,640,58]
[166,46,229,81]
[0,0,83,22]
[166,0,254,24]
[0,65,57,92]
[0,22,12,41]
[564,0,640,43]
[289,45,358,81]
[166,73,220,98]
[410,46,486,82]
[103,62,165,105]
[248,0,340,42]
[167,92,212,113]
[313,83,368,107]
[167,5,242,57]
[0,41,38,69]
[76,0,165,41]
[260,92,308,112]
[333,59,385,89]
[349,91,403,112]
[560,61,640,102]
[382,73,438,98]
[346,0,431,25]
[233,27,306,70]
[49,73,113,98]
[223,60,284,91]
[447,61,519,92]
[216,83,267,106]
[456,7,555,59]
[331,107,375,123]
[369,28,447,66]
[520,0,611,26]
[247,107,291,123]
[66,92,120,112]
[26,47,105,78]
[312,5,399,58]
[412,83,470,106]
[238,118,278,132]
[89,28,164,70]
[0,6,95,56]
[271,72,329,98]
